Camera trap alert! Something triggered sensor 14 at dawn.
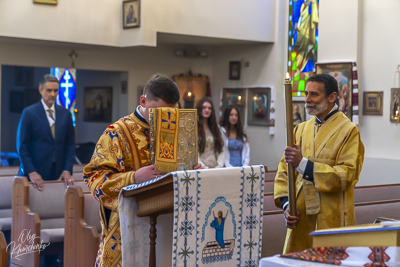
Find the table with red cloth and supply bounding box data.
[259,247,400,267]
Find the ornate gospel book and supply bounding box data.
[149,107,198,173]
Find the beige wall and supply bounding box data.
[0,0,274,47]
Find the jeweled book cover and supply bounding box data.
[149,107,198,172]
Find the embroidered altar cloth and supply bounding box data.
[118,165,265,267]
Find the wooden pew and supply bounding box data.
[71,164,85,180]
[264,181,274,193]
[261,210,286,257]
[354,183,400,203]
[0,175,14,233]
[11,177,67,267]
[263,181,400,213]
[11,177,89,267]
[355,199,400,225]
[0,164,85,178]
[0,163,87,233]
[0,231,7,267]
[72,164,85,173]
[64,186,100,267]
[0,165,87,247]
[265,170,277,181]
[263,193,280,212]
[264,170,276,193]
[0,167,18,177]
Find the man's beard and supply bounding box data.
[306,101,328,116]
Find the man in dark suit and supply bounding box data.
[17,74,75,191]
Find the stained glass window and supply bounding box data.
[51,68,77,126]
[288,0,319,96]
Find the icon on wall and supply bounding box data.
[123,0,140,29]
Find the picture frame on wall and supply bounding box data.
[293,101,306,127]
[123,0,140,29]
[221,88,246,120]
[247,87,271,126]
[229,61,241,80]
[390,88,400,122]
[363,91,383,116]
[33,0,57,5]
[316,62,353,120]
[84,87,113,123]
[173,74,208,109]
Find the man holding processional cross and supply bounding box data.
[274,73,365,254]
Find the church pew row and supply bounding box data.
[0,231,7,267]
[264,170,276,181]
[0,175,14,233]
[354,183,400,203]
[262,182,400,213]
[355,199,400,225]
[261,210,286,257]
[264,170,276,193]
[0,170,88,234]
[263,193,280,212]
[261,199,400,257]
[11,177,89,267]
[0,164,87,234]
[0,164,86,177]
[262,184,400,213]
[64,186,100,267]
[264,181,274,194]
[71,164,85,180]
[0,167,18,177]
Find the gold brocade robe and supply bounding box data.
[274,112,364,254]
[84,111,151,267]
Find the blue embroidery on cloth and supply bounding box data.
[170,166,265,267]
[201,196,237,242]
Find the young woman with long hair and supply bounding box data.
[219,105,250,167]
[196,98,224,168]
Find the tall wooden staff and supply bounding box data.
[284,73,297,216]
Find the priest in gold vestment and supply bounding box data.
[274,74,364,254]
[84,74,190,267]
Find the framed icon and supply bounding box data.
[247,87,271,126]
[84,87,113,122]
[123,0,140,29]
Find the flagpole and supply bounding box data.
[284,73,297,216]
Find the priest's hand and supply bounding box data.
[193,163,203,170]
[29,171,44,191]
[134,165,163,184]
[284,144,302,168]
[284,207,300,229]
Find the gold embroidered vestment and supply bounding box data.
[84,112,151,267]
[274,112,364,254]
